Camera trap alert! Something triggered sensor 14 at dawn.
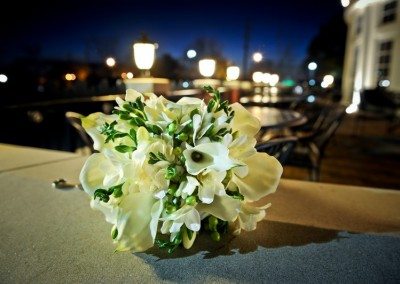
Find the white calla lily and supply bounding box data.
[183,142,236,175]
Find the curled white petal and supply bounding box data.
[230,103,261,138]
[197,195,240,222]
[233,152,282,202]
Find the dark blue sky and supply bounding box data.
[2,0,343,67]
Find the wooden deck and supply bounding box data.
[283,115,400,190]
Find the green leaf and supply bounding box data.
[115,145,135,153]
[146,124,163,135]
[94,189,110,202]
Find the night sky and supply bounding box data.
[1,0,343,67]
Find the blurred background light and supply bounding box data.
[133,43,155,70]
[187,49,197,59]
[341,0,350,7]
[307,62,317,71]
[126,72,134,79]
[379,79,390,88]
[0,74,8,83]
[252,52,263,63]
[105,57,116,67]
[252,71,263,83]
[269,74,280,86]
[199,59,216,77]
[323,74,334,85]
[308,79,316,86]
[261,73,271,84]
[294,85,303,94]
[182,81,189,88]
[65,73,76,81]
[226,66,240,81]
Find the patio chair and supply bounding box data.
[65,111,95,154]
[256,136,298,165]
[286,105,346,181]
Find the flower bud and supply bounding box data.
[168,122,177,135]
[185,196,197,206]
[211,231,220,242]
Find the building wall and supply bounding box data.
[342,0,400,105]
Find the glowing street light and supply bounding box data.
[261,73,271,84]
[199,59,216,77]
[226,66,240,81]
[269,74,280,86]
[341,0,350,7]
[126,72,134,79]
[323,75,334,85]
[252,52,263,63]
[65,73,76,81]
[0,74,8,83]
[133,34,156,76]
[308,62,318,71]
[106,57,116,67]
[187,49,197,59]
[252,71,263,83]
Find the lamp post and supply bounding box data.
[133,34,156,77]
[193,59,220,89]
[124,34,170,94]
[199,59,216,77]
[226,66,240,103]
[307,62,317,85]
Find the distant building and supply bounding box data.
[342,0,400,108]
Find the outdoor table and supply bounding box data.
[245,106,307,139]
[0,144,399,282]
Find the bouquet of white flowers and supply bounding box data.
[80,86,282,253]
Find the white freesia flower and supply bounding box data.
[231,203,270,235]
[81,113,118,151]
[197,170,226,204]
[161,205,201,234]
[196,195,241,222]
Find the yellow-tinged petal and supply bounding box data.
[196,195,241,222]
[230,103,261,137]
[79,153,122,196]
[81,112,117,151]
[125,89,143,102]
[233,152,282,202]
[114,191,157,252]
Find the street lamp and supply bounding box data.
[199,59,216,77]
[307,62,317,71]
[133,34,156,77]
[226,66,240,81]
[252,71,263,83]
[307,62,317,83]
[106,57,116,67]
[252,52,263,63]
[187,49,197,59]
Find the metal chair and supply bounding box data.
[286,105,346,181]
[256,136,298,165]
[65,111,95,154]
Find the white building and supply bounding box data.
[342,0,400,109]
